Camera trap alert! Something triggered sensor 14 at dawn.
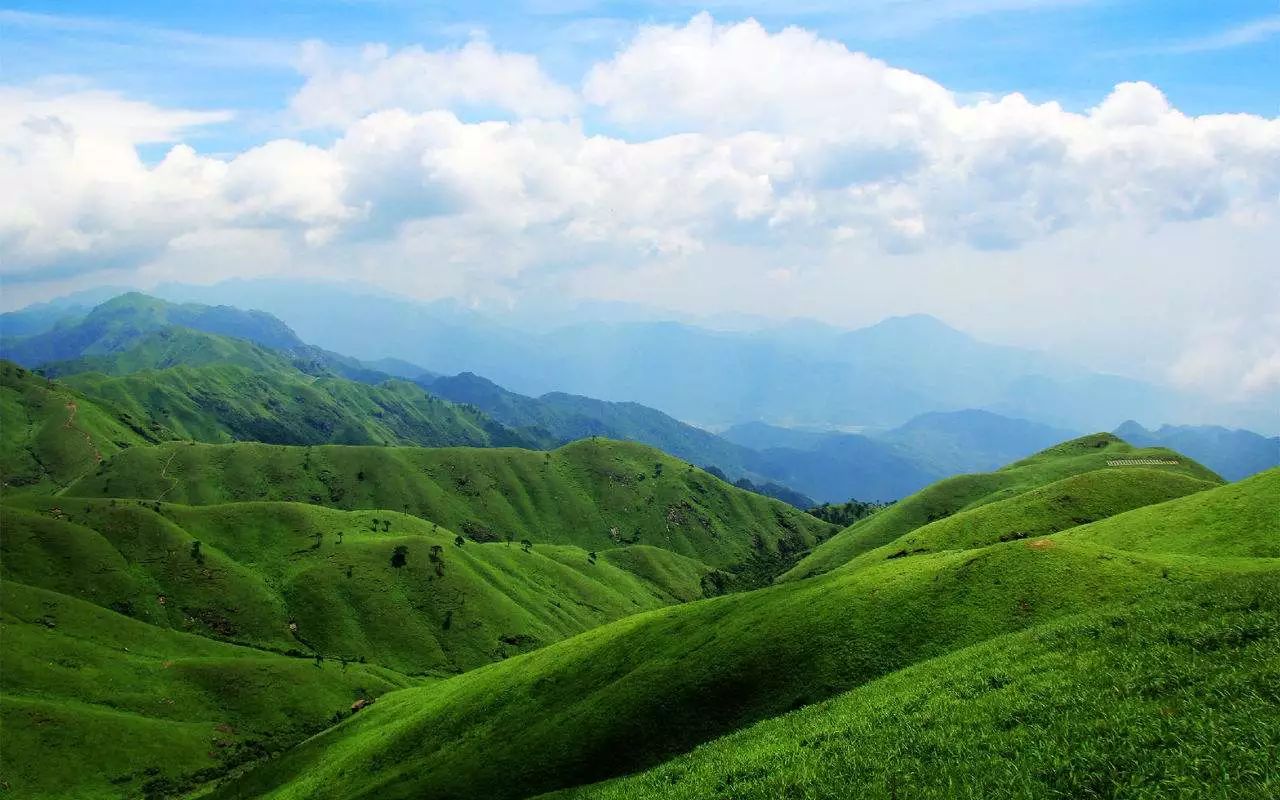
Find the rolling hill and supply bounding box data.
[202,468,1279,800]
[64,438,834,582]
[781,433,1222,581]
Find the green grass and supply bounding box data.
[0,580,417,800]
[0,360,166,493]
[64,438,834,576]
[202,471,1277,800]
[62,363,532,449]
[548,574,1280,800]
[831,467,1219,574]
[781,433,1222,581]
[0,499,712,675]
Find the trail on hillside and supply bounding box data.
[63,400,103,465]
[155,448,180,501]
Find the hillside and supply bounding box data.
[0,360,169,493]
[780,433,1221,581]
[64,438,834,580]
[1114,420,1279,481]
[424,374,818,505]
[874,409,1080,475]
[1,499,708,676]
[205,470,1278,800]
[0,579,419,800]
[60,363,532,450]
[551,572,1280,800]
[0,292,390,384]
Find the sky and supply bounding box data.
[2,1,1278,402]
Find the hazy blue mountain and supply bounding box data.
[1113,421,1279,481]
[754,433,941,503]
[147,278,1276,433]
[1,293,398,385]
[874,409,1080,475]
[720,421,838,452]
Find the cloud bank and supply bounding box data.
[3,14,1278,398]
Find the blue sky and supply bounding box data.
[5,1,1278,153]
[2,2,1278,401]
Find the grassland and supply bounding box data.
[781,433,1222,581]
[549,572,1280,800]
[65,438,834,576]
[0,360,168,493]
[1,499,711,675]
[0,580,419,800]
[203,471,1278,800]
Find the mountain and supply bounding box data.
[150,279,1277,432]
[424,372,762,476]
[1113,420,1279,481]
[873,409,1080,474]
[721,410,1079,504]
[1,292,389,384]
[60,363,532,449]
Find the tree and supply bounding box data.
[382,519,391,532]
[390,545,408,568]
[587,551,597,564]
[189,540,204,565]
[520,539,533,553]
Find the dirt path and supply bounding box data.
[64,400,103,464]
[155,448,180,502]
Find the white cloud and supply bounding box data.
[291,38,579,127]
[3,14,1279,402]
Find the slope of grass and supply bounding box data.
[204,468,1278,800]
[0,360,167,493]
[781,433,1221,581]
[42,326,299,378]
[1,499,711,675]
[0,580,416,800]
[62,364,532,449]
[834,468,1218,573]
[550,573,1280,800]
[1056,468,1280,559]
[65,438,834,577]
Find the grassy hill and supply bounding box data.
[0,360,169,493]
[780,433,1222,581]
[60,363,533,449]
[828,467,1219,574]
[204,470,1278,800]
[0,499,709,675]
[549,571,1280,800]
[0,579,419,800]
[64,438,834,579]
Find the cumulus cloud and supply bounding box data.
[291,38,578,127]
[3,13,1278,379]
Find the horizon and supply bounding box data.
[3,2,1278,408]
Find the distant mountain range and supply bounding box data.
[1113,421,1278,482]
[133,279,1278,433]
[3,291,1274,508]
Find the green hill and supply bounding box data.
[204,471,1277,800]
[780,433,1222,581]
[830,467,1219,574]
[549,572,1280,800]
[60,363,532,449]
[0,500,709,675]
[0,580,418,800]
[65,438,833,580]
[0,360,169,493]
